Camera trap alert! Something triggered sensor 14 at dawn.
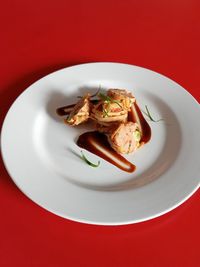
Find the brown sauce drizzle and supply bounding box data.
[59,100,151,173]
[77,131,136,173]
[128,102,151,143]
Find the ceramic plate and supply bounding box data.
[1,62,200,225]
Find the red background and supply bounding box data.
[1,1,200,266]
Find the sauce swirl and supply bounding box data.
[129,102,151,143]
[60,101,151,173]
[77,131,136,173]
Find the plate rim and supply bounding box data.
[1,62,200,225]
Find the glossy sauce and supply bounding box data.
[62,100,151,173]
[128,102,151,143]
[77,131,136,173]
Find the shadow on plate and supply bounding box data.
[45,84,107,122]
[0,61,86,186]
[0,61,86,129]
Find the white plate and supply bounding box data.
[1,62,200,225]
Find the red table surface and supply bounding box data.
[1,1,200,266]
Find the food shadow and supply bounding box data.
[45,85,106,124]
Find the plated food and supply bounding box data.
[2,62,200,224]
[56,88,151,172]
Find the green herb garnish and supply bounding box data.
[81,151,100,168]
[98,92,123,117]
[133,130,141,142]
[91,85,101,98]
[98,92,122,108]
[103,106,110,117]
[98,92,112,102]
[144,105,163,122]
[112,99,123,108]
[66,114,72,121]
